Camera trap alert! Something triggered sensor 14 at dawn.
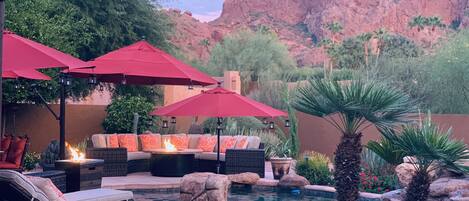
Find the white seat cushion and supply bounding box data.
[0,170,49,201]
[63,188,133,201]
[196,152,225,161]
[127,152,151,161]
[247,136,261,149]
[91,134,107,148]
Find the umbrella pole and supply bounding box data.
[59,74,66,159]
[0,0,4,138]
[216,117,222,174]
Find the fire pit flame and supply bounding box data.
[164,139,177,152]
[68,145,85,162]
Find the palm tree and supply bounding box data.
[408,15,427,32]
[198,38,210,59]
[293,80,415,201]
[427,16,445,32]
[323,21,343,78]
[372,28,387,68]
[357,32,373,67]
[381,117,469,201]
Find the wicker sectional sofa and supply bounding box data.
[86,133,265,177]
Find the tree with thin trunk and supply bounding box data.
[293,79,414,201]
[357,32,372,67]
[372,28,387,69]
[198,38,210,59]
[323,21,343,78]
[427,16,445,32]
[381,116,469,201]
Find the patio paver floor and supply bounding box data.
[102,162,276,189]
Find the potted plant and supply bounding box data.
[270,139,293,180]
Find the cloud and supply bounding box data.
[192,10,222,22]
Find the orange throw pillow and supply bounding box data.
[197,136,217,152]
[118,134,138,152]
[170,135,189,150]
[220,136,237,153]
[139,134,160,151]
[107,134,119,148]
[235,136,248,149]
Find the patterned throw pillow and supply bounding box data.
[139,134,161,151]
[27,176,65,201]
[118,134,138,152]
[106,134,119,148]
[220,136,237,153]
[197,136,217,152]
[170,135,189,150]
[6,137,27,166]
[235,136,249,149]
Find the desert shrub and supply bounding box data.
[360,148,400,193]
[296,151,334,185]
[103,96,157,133]
[249,130,285,159]
[380,34,422,58]
[24,152,41,171]
[202,117,265,135]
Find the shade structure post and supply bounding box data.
[216,117,223,174]
[0,0,4,138]
[59,73,68,160]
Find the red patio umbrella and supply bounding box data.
[3,69,50,80]
[68,40,217,86]
[151,86,288,173]
[1,30,92,159]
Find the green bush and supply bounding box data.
[296,151,334,185]
[103,96,157,133]
[24,152,41,171]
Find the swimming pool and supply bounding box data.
[131,186,335,201]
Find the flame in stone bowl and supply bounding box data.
[68,145,85,162]
[164,139,177,152]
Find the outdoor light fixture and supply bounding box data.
[59,73,71,86]
[170,117,176,124]
[285,119,291,127]
[262,118,268,125]
[121,77,127,85]
[188,80,194,90]
[162,120,169,128]
[88,75,97,85]
[14,83,19,89]
[269,121,275,129]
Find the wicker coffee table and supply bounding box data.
[149,149,202,177]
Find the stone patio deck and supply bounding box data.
[102,162,277,189]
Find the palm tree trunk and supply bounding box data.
[334,133,362,201]
[405,170,430,201]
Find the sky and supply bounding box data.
[160,0,224,22]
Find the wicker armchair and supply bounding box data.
[85,147,127,177]
[225,146,265,178]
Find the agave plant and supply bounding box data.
[293,79,414,201]
[381,118,469,201]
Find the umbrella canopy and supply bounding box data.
[151,86,287,117]
[68,40,217,86]
[3,30,90,71]
[3,69,51,80]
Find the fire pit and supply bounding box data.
[54,145,104,192]
[149,140,202,177]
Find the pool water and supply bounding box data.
[132,187,335,201]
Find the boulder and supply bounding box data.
[381,189,405,201]
[429,177,469,197]
[180,173,231,201]
[450,190,469,201]
[228,172,260,185]
[395,163,437,187]
[278,174,310,188]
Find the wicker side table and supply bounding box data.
[25,170,67,192]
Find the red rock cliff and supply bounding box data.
[168,0,469,66]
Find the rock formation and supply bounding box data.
[167,0,469,67]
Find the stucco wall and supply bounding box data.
[297,112,469,157]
